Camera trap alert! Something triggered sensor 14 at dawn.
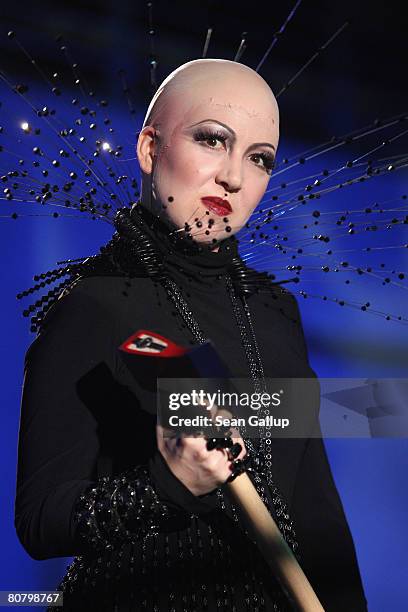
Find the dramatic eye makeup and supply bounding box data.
[249,151,275,174]
[191,123,275,175]
[193,128,228,148]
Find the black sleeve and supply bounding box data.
[14,280,216,561]
[285,293,368,610]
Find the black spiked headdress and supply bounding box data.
[1,2,407,335]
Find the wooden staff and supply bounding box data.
[227,472,325,611]
[119,332,325,610]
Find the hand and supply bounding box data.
[156,409,247,496]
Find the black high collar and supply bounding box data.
[130,203,239,290]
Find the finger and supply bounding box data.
[206,449,239,483]
[228,442,242,460]
[230,435,247,460]
[205,436,233,451]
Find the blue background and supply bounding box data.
[1,4,408,608]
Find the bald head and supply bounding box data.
[137,58,279,246]
[142,58,279,132]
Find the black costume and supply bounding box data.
[15,204,367,611]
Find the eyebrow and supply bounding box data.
[187,118,276,152]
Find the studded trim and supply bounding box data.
[73,465,173,551]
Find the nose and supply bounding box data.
[215,151,243,194]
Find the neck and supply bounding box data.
[128,202,240,289]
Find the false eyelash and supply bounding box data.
[251,152,275,174]
[193,128,275,174]
[193,128,227,144]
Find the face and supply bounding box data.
[138,70,279,248]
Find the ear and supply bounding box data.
[137,126,157,174]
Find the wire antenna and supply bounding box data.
[277,21,350,98]
[234,32,248,62]
[256,0,303,72]
[147,2,158,93]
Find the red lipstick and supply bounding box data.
[201,197,232,216]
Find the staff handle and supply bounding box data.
[227,472,325,612]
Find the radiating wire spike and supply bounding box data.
[97,70,141,205]
[6,31,56,93]
[21,251,119,332]
[272,113,408,179]
[56,255,93,265]
[255,157,408,222]
[278,112,408,169]
[0,161,116,220]
[255,0,303,72]
[24,278,71,315]
[0,211,108,222]
[52,35,135,208]
[118,69,137,120]
[277,21,350,98]
[260,159,408,215]
[202,28,213,59]
[57,35,93,100]
[18,267,70,298]
[1,140,99,210]
[147,2,158,93]
[240,219,404,255]
[263,156,408,199]
[0,70,110,192]
[0,157,117,219]
[1,38,142,220]
[302,127,408,195]
[149,53,158,95]
[233,247,407,323]
[290,289,408,324]
[233,32,248,62]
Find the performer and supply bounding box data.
[14,59,367,611]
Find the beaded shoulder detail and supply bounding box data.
[17,206,157,333]
[229,254,292,297]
